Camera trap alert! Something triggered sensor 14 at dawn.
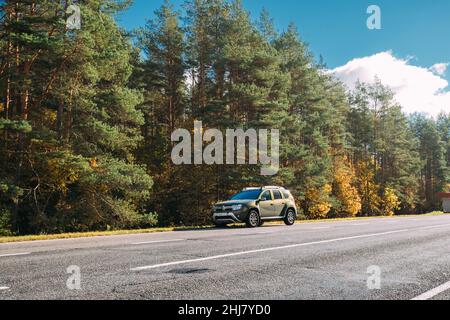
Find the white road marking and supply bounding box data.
[0,287,10,291]
[131,239,185,245]
[0,252,31,258]
[309,226,331,230]
[412,280,450,300]
[419,223,450,230]
[131,229,409,271]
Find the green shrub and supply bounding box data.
[138,212,159,228]
[0,208,13,237]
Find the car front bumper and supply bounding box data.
[212,212,245,224]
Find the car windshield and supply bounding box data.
[230,190,261,201]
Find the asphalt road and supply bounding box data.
[1,215,450,300]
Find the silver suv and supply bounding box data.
[212,186,298,228]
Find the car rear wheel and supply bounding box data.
[246,210,260,228]
[284,209,296,226]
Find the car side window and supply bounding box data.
[260,191,272,201]
[282,190,291,199]
[273,190,282,200]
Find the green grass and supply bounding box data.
[0,211,444,244]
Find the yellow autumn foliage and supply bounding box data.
[306,184,332,219]
[355,160,403,216]
[381,187,401,216]
[333,159,362,217]
[42,109,57,123]
[355,160,382,216]
[46,159,81,194]
[89,157,98,168]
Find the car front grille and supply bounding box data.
[215,206,233,213]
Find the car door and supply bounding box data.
[272,189,285,216]
[259,190,275,218]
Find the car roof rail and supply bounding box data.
[242,187,262,191]
[263,186,284,190]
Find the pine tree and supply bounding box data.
[140,0,185,137]
[0,0,153,234]
[349,81,421,215]
[274,24,351,218]
[437,112,450,190]
[331,157,361,217]
[410,113,448,210]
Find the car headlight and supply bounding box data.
[232,204,243,211]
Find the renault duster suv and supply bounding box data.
[212,186,297,228]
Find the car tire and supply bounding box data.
[284,209,296,226]
[246,210,260,228]
[258,220,265,227]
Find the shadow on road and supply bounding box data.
[172,224,286,233]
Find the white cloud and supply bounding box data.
[331,51,450,117]
[430,63,449,76]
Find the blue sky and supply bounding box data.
[116,0,450,115]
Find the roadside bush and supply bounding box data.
[0,208,13,236]
[138,212,159,228]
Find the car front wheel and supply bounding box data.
[246,210,260,228]
[284,209,296,226]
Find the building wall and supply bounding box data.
[444,198,450,213]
